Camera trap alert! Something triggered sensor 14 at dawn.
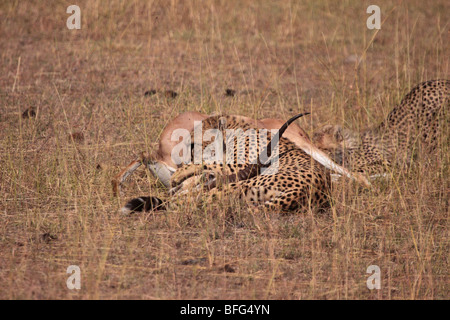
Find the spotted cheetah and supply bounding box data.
[120,113,366,214]
[313,80,449,174]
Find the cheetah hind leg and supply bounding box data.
[263,186,331,213]
[203,180,330,213]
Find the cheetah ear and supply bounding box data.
[334,125,344,142]
[319,124,334,134]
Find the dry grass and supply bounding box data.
[0,0,448,299]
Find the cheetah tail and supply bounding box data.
[120,196,167,215]
[261,112,310,161]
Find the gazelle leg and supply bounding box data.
[112,151,178,196]
[112,152,152,197]
[112,158,143,197]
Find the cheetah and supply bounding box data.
[313,80,449,175]
[113,112,370,195]
[118,113,370,214]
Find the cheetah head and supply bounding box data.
[313,124,361,165]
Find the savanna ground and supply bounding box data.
[0,0,448,300]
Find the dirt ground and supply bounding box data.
[0,0,448,299]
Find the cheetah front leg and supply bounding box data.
[170,161,240,190]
